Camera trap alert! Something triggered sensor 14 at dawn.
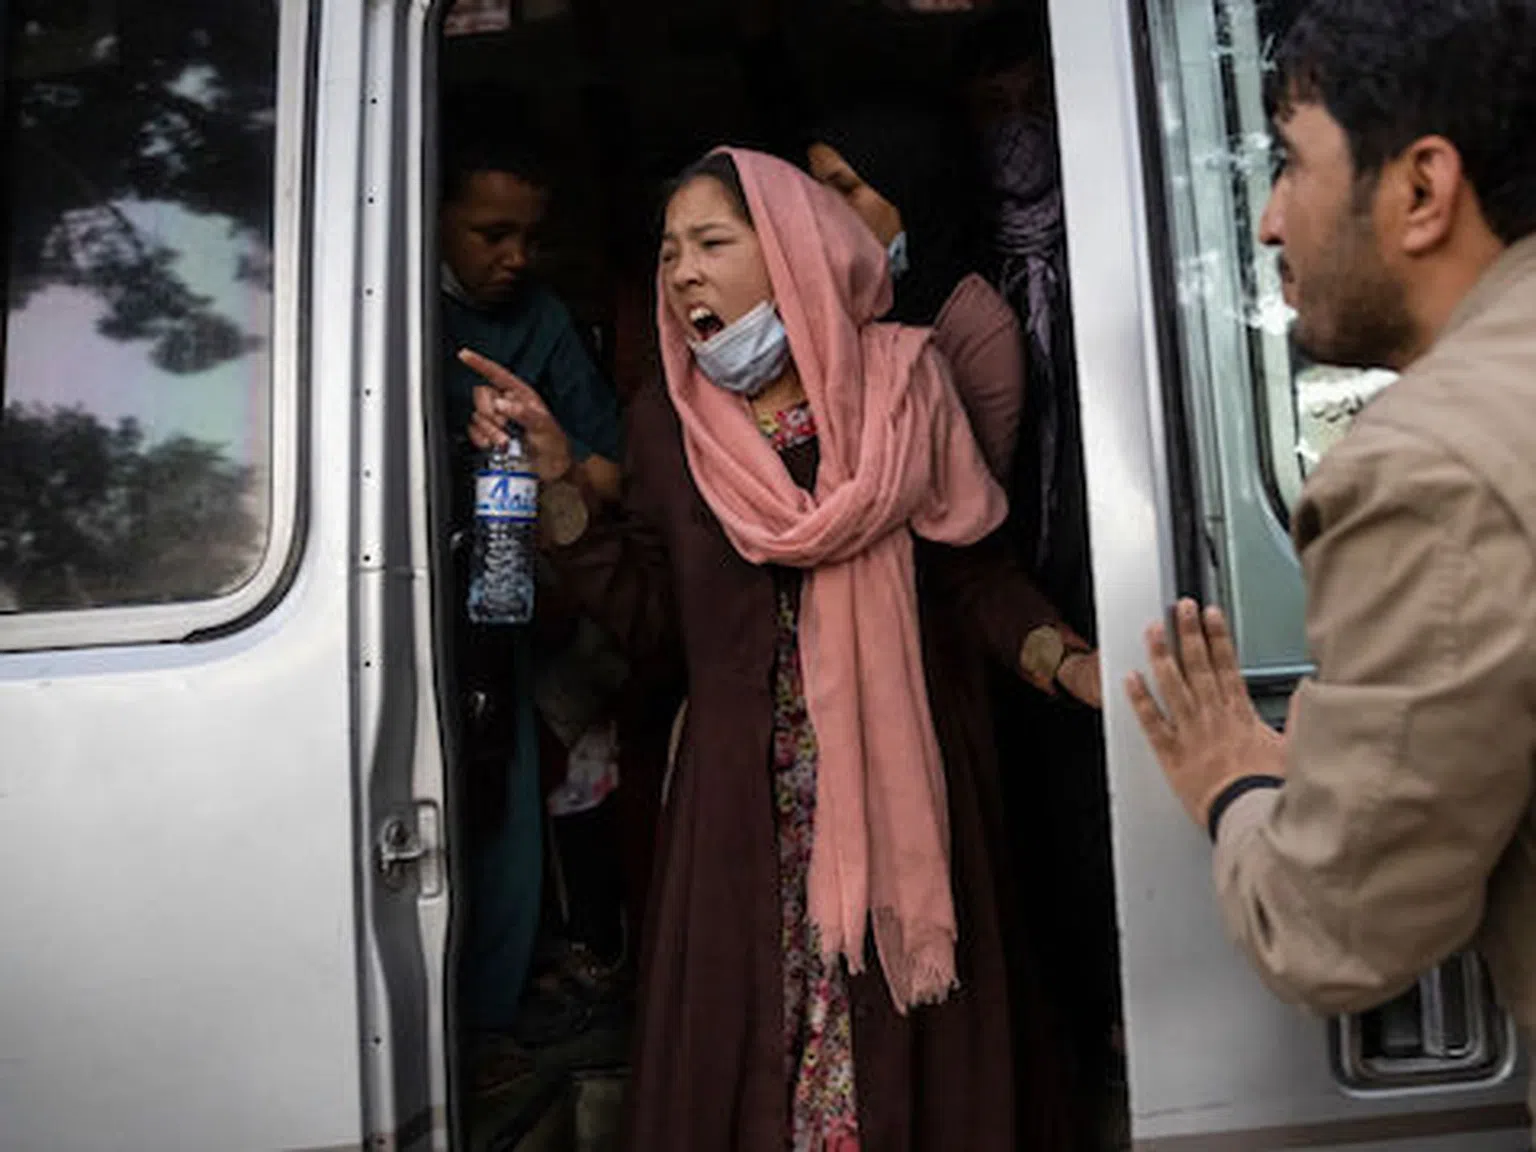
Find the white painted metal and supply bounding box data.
[0,0,452,1146]
[350,0,453,1145]
[0,0,372,1146]
[1049,0,1527,1145]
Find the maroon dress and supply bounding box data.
[553,380,1075,1151]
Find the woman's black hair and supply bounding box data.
[955,6,1049,82]
[667,152,754,226]
[812,104,982,326]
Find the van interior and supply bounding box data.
[433,2,1125,1148]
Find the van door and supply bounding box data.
[1051,0,1529,1146]
[0,0,451,1147]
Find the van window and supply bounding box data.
[1138,0,1404,669]
[1141,0,1298,666]
[0,1,279,616]
[1283,366,1396,495]
[1144,0,1395,518]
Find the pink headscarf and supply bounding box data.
[657,148,1007,1011]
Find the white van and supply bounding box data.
[0,0,1526,1149]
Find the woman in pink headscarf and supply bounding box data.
[464,148,1095,1151]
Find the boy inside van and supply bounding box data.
[438,87,625,1075]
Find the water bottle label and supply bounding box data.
[475,469,539,522]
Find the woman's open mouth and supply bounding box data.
[689,305,725,340]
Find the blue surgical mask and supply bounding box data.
[887,231,910,281]
[687,300,791,398]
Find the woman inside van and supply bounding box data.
[806,106,1026,488]
[807,106,1110,1144]
[461,148,1095,1151]
[803,107,1103,723]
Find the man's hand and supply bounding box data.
[460,348,574,483]
[1126,600,1285,828]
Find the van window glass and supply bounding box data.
[0,1,278,614]
[1143,0,1393,518]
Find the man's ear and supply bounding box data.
[1397,135,1464,257]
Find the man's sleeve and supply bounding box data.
[538,297,622,464]
[1213,422,1536,1015]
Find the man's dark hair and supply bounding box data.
[440,85,551,206]
[1270,0,1536,243]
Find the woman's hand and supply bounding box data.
[460,348,574,483]
[1057,651,1103,709]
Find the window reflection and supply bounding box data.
[1293,365,1395,472]
[1235,0,1393,506]
[1,1,278,614]
[1147,0,1394,517]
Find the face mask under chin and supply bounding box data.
[687,300,792,398]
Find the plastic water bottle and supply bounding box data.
[468,426,537,625]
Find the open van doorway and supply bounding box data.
[429,1,1124,1147]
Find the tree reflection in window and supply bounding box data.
[2,0,279,615]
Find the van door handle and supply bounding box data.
[1418,965,1452,1059]
[1331,951,1517,1094]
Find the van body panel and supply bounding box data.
[0,0,372,1144]
[1051,0,1528,1144]
[0,0,452,1146]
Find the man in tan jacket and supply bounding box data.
[1128,0,1536,1114]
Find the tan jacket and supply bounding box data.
[1213,237,1536,1054]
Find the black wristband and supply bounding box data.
[1206,775,1284,842]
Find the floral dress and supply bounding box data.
[758,401,861,1152]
